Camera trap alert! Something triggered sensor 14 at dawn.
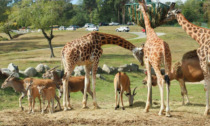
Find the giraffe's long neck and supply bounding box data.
[140,4,158,39]
[93,32,136,51]
[176,13,210,45]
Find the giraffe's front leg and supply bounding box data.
[204,75,210,116]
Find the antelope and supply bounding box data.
[37,85,56,114]
[24,79,42,114]
[114,72,137,110]
[143,50,204,105]
[43,66,93,109]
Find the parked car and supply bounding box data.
[58,26,66,30]
[99,22,109,26]
[86,25,99,31]
[70,25,80,29]
[66,26,76,31]
[84,23,94,28]
[116,26,130,32]
[109,22,119,26]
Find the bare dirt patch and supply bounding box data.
[0,104,210,126]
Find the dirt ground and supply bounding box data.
[0,102,210,126]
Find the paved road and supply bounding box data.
[128,32,166,40]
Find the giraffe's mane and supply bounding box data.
[179,13,210,31]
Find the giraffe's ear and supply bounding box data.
[169,2,176,11]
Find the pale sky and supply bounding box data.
[71,0,187,4]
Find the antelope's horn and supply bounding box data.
[49,66,59,71]
[133,86,137,95]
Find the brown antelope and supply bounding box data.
[24,79,42,114]
[43,66,93,109]
[143,50,204,105]
[114,72,137,110]
[37,85,56,114]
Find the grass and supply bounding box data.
[0,25,205,115]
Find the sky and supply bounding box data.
[71,0,187,5]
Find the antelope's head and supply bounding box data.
[1,73,15,89]
[42,66,59,79]
[125,87,137,106]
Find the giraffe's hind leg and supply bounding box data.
[204,74,210,116]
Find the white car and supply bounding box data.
[109,22,119,26]
[116,26,130,32]
[84,23,94,28]
[66,26,76,31]
[58,26,66,30]
[86,25,99,31]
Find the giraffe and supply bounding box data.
[167,3,210,115]
[61,31,144,111]
[137,0,172,117]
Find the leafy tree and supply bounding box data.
[12,0,67,58]
[0,0,14,39]
[203,0,210,27]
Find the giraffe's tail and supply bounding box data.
[162,42,172,86]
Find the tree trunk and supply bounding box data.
[118,9,120,23]
[6,31,12,40]
[122,6,125,24]
[41,28,55,58]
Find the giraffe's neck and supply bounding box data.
[140,4,158,40]
[93,32,136,51]
[176,13,210,45]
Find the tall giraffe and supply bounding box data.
[61,31,144,111]
[167,4,210,115]
[137,0,172,117]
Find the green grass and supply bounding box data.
[0,26,205,114]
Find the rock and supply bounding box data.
[102,64,112,74]
[35,64,45,73]
[24,67,37,77]
[74,66,85,76]
[118,64,131,72]
[96,74,106,80]
[129,63,139,72]
[44,65,50,71]
[110,66,118,73]
[138,69,144,73]
[8,63,19,73]
[0,68,19,78]
[97,66,103,73]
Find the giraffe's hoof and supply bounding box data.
[158,111,163,116]
[166,112,171,117]
[204,109,210,116]
[115,107,118,110]
[82,106,89,109]
[94,106,101,109]
[63,107,68,111]
[122,107,125,110]
[21,107,24,111]
[144,108,149,113]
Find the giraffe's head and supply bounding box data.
[137,0,152,12]
[166,3,181,20]
[132,44,144,66]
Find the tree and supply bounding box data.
[12,0,67,58]
[203,0,210,27]
[0,0,14,40]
